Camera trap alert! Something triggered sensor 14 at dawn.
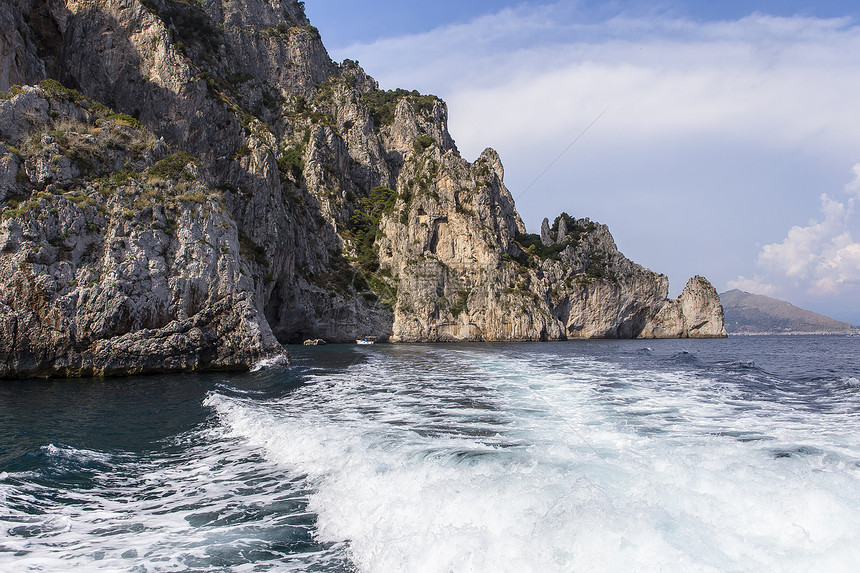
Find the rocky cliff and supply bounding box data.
[0,83,287,377]
[0,0,724,377]
[639,276,727,338]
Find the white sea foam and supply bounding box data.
[0,431,346,572]
[250,353,290,372]
[208,346,860,573]
[4,343,858,572]
[41,443,116,464]
[251,354,290,372]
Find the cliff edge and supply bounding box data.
[0,0,725,376]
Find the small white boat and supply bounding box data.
[356,336,378,345]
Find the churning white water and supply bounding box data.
[208,342,860,572]
[2,338,859,572]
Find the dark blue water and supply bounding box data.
[1,336,859,572]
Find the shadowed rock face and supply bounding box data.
[0,85,287,377]
[0,1,724,376]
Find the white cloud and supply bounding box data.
[726,275,778,296]
[846,163,860,199]
[814,240,860,292]
[337,8,860,159]
[749,191,860,296]
[758,195,850,279]
[726,162,860,322]
[333,4,860,319]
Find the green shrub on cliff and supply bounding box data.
[148,152,199,181]
[345,186,399,306]
[38,79,84,102]
[361,89,438,130]
[450,290,470,318]
[278,146,304,181]
[349,186,397,269]
[551,212,576,237]
[514,233,567,261]
[0,85,24,100]
[106,112,143,130]
[413,136,434,154]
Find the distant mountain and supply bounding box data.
[719,290,853,334]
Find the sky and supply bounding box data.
[304,0,860,324]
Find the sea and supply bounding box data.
[1,335,859,572]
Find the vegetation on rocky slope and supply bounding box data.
[0,81,288,376]
[0,0,725,376]
[361,89,439,130]
[345,186,399,307]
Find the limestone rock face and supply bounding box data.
[379,178,674,341]
[640,276,727,338]
[557,216,568,242]
[540,217,552,246]
[0,0,725,377]
[0,1,45,90]
[0,85,286,377]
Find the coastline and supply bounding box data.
[727,331,858,336]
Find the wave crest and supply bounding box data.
[250,353,290,372]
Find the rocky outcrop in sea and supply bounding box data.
[0,0,725,377]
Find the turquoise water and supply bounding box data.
[2,336,859,572]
